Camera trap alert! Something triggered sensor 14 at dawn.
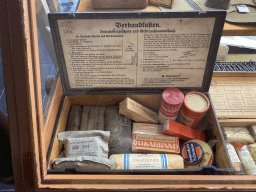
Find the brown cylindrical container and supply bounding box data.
[180,92,210,128]
[158,87,184,124]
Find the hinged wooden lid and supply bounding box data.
[48,11,226,95]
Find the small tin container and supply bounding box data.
[181,141,204,165]
[158,87,184,124]
[184,140,213,169]
[180,92,210,128]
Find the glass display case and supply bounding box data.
[1,0,256,191]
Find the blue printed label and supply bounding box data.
[123,154,168,169]
[181,142,204,165]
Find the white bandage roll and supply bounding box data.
[110,154,184,170]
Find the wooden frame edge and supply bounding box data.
[44,75,63,172]
[1,0,256,191]
[213,71,256,77]
[43,174,256,183]
[37,184,256,191]
[0,0,36,191]
[0,0,46,190]
[38,175,256,191]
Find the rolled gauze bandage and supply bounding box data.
[105,106,132,156]
[66,105,82,131]
[109,154,184,170]
[80,106,106,131]
[80,106,90,131]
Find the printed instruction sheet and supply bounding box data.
[57,17,215,88]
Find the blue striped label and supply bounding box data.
[123,154,169,169]
[160,154,168,169]
[124,154,129,170]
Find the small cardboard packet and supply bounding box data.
[132,133,180,154]
[222,127,255,144]
[164,120,206,141]
[132,123,164,135]
[119,97,158,124]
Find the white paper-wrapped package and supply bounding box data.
[52,154,117,170]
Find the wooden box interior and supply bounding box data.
[47,92,233,173]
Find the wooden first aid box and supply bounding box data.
[32,10,256,190]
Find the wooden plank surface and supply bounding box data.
[222,22,256,36]
[77,0,256,36]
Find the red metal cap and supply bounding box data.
[162,87,184,106]
[233,143,245,149]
